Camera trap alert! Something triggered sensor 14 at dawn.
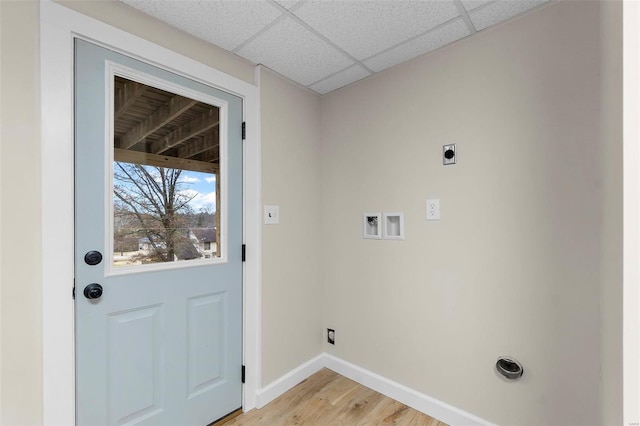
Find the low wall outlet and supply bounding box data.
[327,328,335,345]
[426,199,440,220]
[264,205,280,224]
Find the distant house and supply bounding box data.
[133,228,216,262]
[174,239,201,261]
[189,228,217,258]
[138,236,200,261]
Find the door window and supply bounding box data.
[111,76,223,269]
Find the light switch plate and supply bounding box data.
[264,205,280,224]
[426,199,440,220]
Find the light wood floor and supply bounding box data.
[219,368,448,425]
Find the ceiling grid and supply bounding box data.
[453,0,479,34]
[120,0,552,95]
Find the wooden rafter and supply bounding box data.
[118,95,198,150]
[114,80,148,120]
[177,131,219,159]
[150,108,220,155]
[114,148,219,174]
[199,148,220,163]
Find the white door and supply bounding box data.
[75,39,243,425]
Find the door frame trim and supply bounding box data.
[623,2,640,422]
[40,1,262,424]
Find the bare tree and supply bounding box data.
[114,163,196,262]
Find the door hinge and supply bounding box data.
[242,244,246,262]
[242,122,246,140]
[242,365,246,384]
[72,286,76,300]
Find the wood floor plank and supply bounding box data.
[304,384,379,426]
[391,408,441,426]
[356,398,409,425]
[225,369,448,426]
[236,369,338,425]
[280,374,363,425]
[310,375,361,406]
[281,378,358,425]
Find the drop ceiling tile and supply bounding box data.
[461,0,494,12]
[363,19,469,73]
[120,0,282,51]
[293,0,460,60]
[236,16,354,86]
[275,0,301,9]
[469,0,550,31]
[309,66,371,95]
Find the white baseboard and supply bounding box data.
[254,353,325,408]
[254,353,492,425]
[323,354,494,426]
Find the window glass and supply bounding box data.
[112,76,221,268]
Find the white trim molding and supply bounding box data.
[623,2,640,424]
[39,1,262,424]
[255,354,325,408]
[323,354,494,426]
[254,353,493,425]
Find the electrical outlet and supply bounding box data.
[327,328,335,345]
[426,199,440,220]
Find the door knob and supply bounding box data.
[84,250,103,265]
[84,283,103,300]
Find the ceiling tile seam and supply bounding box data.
[305,64,369,89]
[275,0,308,13]
[263,0,309,18]
[453,0,477,35]
[359,16,467,64]
[278,4,375,74]
[257,64,324,96]
[231,7,287,53]
[469,0,554,30]
[468,0,499,15]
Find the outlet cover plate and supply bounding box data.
[443,144,456,165]
[426,199,440,220]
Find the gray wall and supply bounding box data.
[320,2,622,424]
[0,1,623,425]
[259,67,324,384]
[598,2,623,424]
[1,2,42,424]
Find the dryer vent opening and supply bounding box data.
[496,357,524,380]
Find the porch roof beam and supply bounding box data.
[114,80,147,120]
[150,108,219,155]
[119,95,198,150]
[178,130,219,159]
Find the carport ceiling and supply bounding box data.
[119,0,551,95]
[113,76,220,174]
